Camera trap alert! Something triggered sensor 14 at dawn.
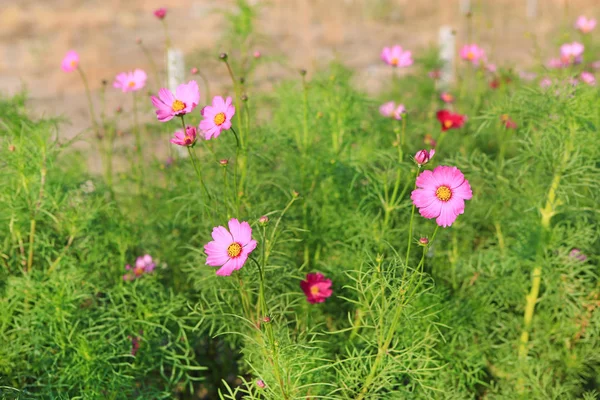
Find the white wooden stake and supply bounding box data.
[167,48,185,93]
[438,26,455,90]
[527,0,537,19]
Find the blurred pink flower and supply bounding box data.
[61,50,79,72]
[256,379,266,389]
[575,16,596,33]
[150,81,200,122]
[204,219,257,276]
[199,96,236,139]
[547,58,566,69]
[379,101,395,117]
[190,67,199,75]
[123,254,155,281]
[300,273,333,304]
[540,78,552,88]
[380,45,413,68]
[154,8,167,19]
[569,248,587,262]
[486,63,497,73]
[170,126,198,147]
[253,51,261,58]
[560,42,584,65]
[113,69,147,92]
[411,166,473,227]
[519,71,537,81]
[440,92,454,103]
[501,114,517,129]
[414,149,435,166]
[592,60,600,70]
[460,44,486,65]
[580,71,596,86]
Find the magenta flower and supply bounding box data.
[460,44,486,65]
[199,96,235,140]
[560,42,584,65]
[170,126,198,147]
[61,50,79,72]
[123,254,155,281]
[580,71,596,86]
[380,46,413,68]
[154,8,167,19]
[547,58,566,69]
[300,273,333,304]
[113,69,147,93]
[256,380,266,389]
[414,149,435,166]
[150,81,200,122]
[411,166,473,228]
[575,16,596,33]
[204,219,257,276]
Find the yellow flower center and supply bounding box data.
[444,120,453,128]
[467,51,475,60]
[227,242,242,258]
[172,100,185,112]
[310,286,320,295]
[391,57,399,66]
[436,185,452,202]
[128,81,136,88]
[214,112,226,125]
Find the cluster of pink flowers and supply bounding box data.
[379,101,405,120]
[380,45,413,68]
[123,254,156,281]
[560,42,585,66]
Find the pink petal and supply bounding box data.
[228,219,252,244]
[216,260,236,276]
[211,226,232,244]
[411,188,436,209]
[453,181,473,200]
[418,199,442,219]
[436,204,458,227]
[415,170,438,189]
[243,239,257,254]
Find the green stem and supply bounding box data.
[133,92,143,193]
[76,66,99,136]
[181,116,210,199]
[404,166,421,267]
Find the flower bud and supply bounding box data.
[219,159,229,167]
[135,37,142,44]
[219,52,228,61]
[256,380,266,389]
[253,50,261,58]
[414,149,435,166]
[262,315,271,323]
[419,237,429,246]
[8,144,15,152]
[300,69,307,76]
[190,67,199,75]
[259,216,269,225]
[241,94,248,102]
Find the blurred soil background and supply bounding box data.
[1,0,598,164]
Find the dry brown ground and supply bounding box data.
[1,0,598,148]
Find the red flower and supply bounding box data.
[300,273,333,304]
[501,114,517,129]
[489,79,500,89]
[154,8,167,19]
[436,110,466,132]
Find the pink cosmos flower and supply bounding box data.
[150,81,200,122]
[414,149,435,166]
[199,96,236,140]
[411,166,473,227]
[547,58,566,69]
[575,16,596,33]
[170,125,198,147]
[204,218,257,276]
[540,78,552,89]
[501,114,517,129]
[154,8,167,19]
[569,248,587,262]
[460,44,486,65]
[123,254,155,281]
[440,92,454,103]
[61,50,79,72]
[580,71,596,86]
[380,46,413,68]
[300,273,333,304]
[113,69,147,92]
[560,42,584,65]
[379,101,396,118]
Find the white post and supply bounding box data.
[167,48,185,93]
[526,0,537,19]
[460,0,471,15]
[438,26,455,90]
